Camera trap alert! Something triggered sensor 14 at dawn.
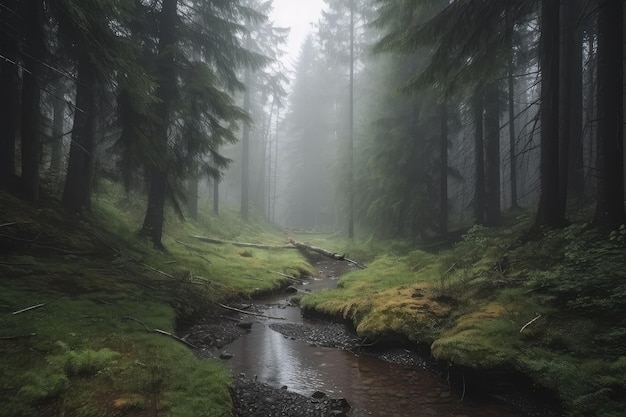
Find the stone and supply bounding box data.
[285,286,298,294]
[311,390,326,399]
[219,351,233,360]
[236,321,254,330]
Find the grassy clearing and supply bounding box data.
[0,188,311,417]
[301,218,626,417]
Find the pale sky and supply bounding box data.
[270,0,325,68]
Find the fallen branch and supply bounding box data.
[217,303,285,320]
[270,271,301,282]
[0,333,36,341]
[141,263,174,279]
[520,314,542,333]
[12,303,45,315]
[122,316,197,349]
[288,239,367,269]
[192,235,296,250]
[153,329,197,349]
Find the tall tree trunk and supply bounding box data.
[213,177,219,215]
[348,0,355,238]
[473,87,485,224]
[187,175,198,220]
[484,81,501,226]
[50,78,67,177]
[62,52,96,213]
[141,0,177,247]
[507,53,518,210]
[564,0,585,202]
[0,0,20,187]
[535,0,566,228]
[19,0,46,201]
[593,0,624,229]
[143,168,167,247]
[439,102,448,235]
[241,31,252,221]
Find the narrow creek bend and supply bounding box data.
[221,257,534,417]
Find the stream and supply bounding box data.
[222,257,535,417]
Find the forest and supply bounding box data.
[1,0,625,416]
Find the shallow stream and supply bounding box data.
[224,258,528,417]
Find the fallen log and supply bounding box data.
[288,239,367,269]
[191,235,296,250]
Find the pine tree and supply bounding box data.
[593,0,625,229]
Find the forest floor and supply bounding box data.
[2,187,626,417]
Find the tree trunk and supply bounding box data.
[187,175,198,220]
[439,102,448,235]
[348,0,355,239]
[141,0,177,247]
[507,52,518,210]
[473,87,485,224]
[241,31,252,221]
[62,52,96,213]
[142,168,167,249]
[213,177,219,215]
[484,81,501,226]
[593,0,625,229]
[564,0,585,202]
[535,0,566,228]
[0,0,20,186]
[49,78,67,177]
[19,0,46,201]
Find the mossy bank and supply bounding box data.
[300,220,626,417]
[0,189,312,417]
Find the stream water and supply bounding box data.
[224,258,527,417]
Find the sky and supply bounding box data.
[269,0,325,68]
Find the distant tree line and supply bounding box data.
[0,0,286,247]
[281,0,623,237]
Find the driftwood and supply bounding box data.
[191,235,296,250]
[288,239,367,269]
[123,316,197,349]
[217,303,285,320]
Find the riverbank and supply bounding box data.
[299,223,626,417]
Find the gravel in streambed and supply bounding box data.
[231,377,351,417]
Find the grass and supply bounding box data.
[0,187,312,417]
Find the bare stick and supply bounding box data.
[270,271,301,282]
[122,316,197,349]
[217,303,285,320]
[153,329,197,349]
[519,314,542,333]
[141,263,174,279]
[0,333,37,341]
[11,303,45,315]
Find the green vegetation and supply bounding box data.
[0,189,311,417]
[301,216,626,417]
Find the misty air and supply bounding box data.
[0,1,624,417]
